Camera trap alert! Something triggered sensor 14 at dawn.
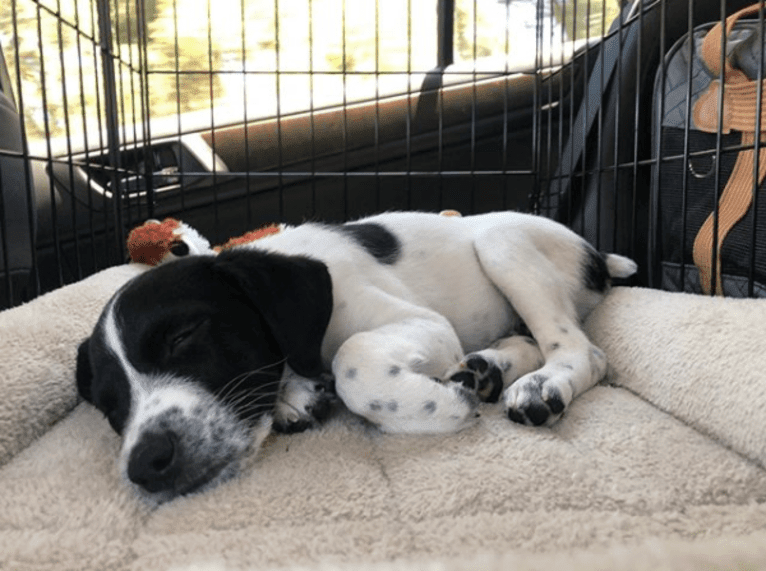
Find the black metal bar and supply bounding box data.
[612,0,626,252]
[679,0,694,292]
[531,0,543,215]
[273,0,284,222]
[469,0,477,212]
[240,0,252,226]
[56,0,83,281]
[634,0,645,277]
[562,0,577,220]
[648,0,667,289]
[342,0,350,217]
[0,157,11,307]
[74,0,98,274]
[748,0,765,297]
[405,0,413,211]
[374,0,381,212]
[10,0,41,300]
[437,0,454,69]
[89,0,110,268]
[207,0,220,236]
[96,0,125,260]
[502,0,512,211]
[36,1,64,288]
[173,0,187,212]
[136,0,155,220]
[710,0,727,294]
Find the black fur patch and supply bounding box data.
[583,247,610,292]
[338,222,401,265]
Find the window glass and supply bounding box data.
[453,0,622,70]
[1,0,437,148]
[1,0,622,149]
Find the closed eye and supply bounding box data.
[166,319,209,355]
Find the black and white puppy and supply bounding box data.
[76,211,636,503]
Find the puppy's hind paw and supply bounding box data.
[447,354,504,403]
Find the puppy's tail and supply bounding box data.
[605,253,638,279]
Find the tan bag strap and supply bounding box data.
[700,3,765,80]
[692,132,766,294]
[691,3,766,294]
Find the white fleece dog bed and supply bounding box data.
[2,263,766,571]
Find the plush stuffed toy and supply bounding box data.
[126,218,283,266]
[126,210,462,266]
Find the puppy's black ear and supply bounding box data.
[76,338,93,403]
[215,249,333,378]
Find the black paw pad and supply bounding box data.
[465,356,489,374]
[507,407,527,425]
[309,390,337,423]
[544,389,565,414]
[449,355,504,403]
[273,418,314,434]
[524,402,550,426]
[450,370,478,390]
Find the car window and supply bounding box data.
[1,0,621,153]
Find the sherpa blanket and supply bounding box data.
[2,264,766,571]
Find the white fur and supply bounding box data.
[108,210,634,502]
[240,211,633,432]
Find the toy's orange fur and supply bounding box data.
[214,225,282,252]
[127,219,182,266]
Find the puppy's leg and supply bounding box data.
[446,335,544,403]
[473,222,616,426]
[273,366,336,434]
[333,315,479,434]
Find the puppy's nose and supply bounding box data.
[127,432,181,493]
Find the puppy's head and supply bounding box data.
[76,248,333,503]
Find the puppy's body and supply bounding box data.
[77,211,636,503]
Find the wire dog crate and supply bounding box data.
[1,0,766,309]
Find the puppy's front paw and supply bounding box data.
[273,374,337,434]
[447,354,504,403]
[503,371,569,427]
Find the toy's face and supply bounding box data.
[76,256,287,502]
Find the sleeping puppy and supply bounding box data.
[76,211,636,503]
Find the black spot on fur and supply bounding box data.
[583,246,610,292]
[387,401,398,412]
[346,368,357,380]
[388,365,401,376]
[338,222,401,265]
[548,342,561,352]
[423,401,437,414]
[369,401,382,411]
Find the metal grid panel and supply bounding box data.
[2,0,766,308]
